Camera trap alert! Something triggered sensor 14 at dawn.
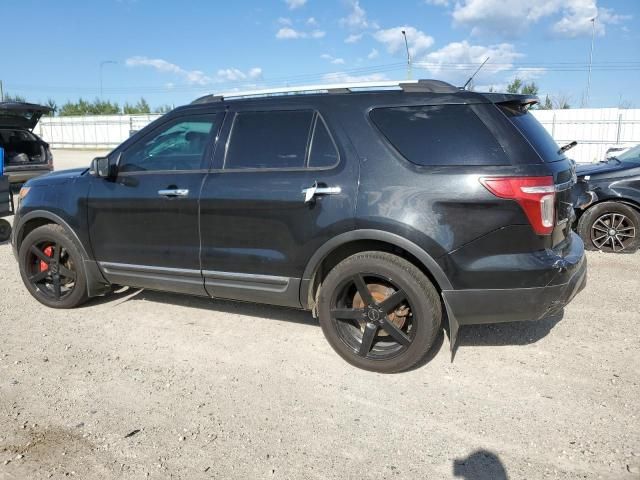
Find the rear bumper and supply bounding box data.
[442,232,587,325]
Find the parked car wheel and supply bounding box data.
[577,201,640,253]
[318,252,442,373]
[18,224,89,308]
[0,219,11,242]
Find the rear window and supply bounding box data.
[369,105,508,166]
[499,105,562,162]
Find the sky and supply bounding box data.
[1,0,639,110]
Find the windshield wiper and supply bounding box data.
[558,141,577,155]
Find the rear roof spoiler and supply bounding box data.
[480,93,539,106]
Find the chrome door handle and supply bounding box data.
[158,189,189,198]
[302,182,341,203]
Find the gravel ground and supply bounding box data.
[0,151,638,479]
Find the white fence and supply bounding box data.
[36,108,640,163]
[532,108,640,163]
[36,114,163,150]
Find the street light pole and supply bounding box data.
[585,17,596,107]
[401,30,412,80]
[99,60,117,100]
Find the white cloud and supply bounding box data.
[278,17,293,25]
[344,33,363,43]
[125,56,212,85]
[425,0,449,5]
[285,0,306,10]
[306,17,318,26]
[451,0,630,38]
[422,41,521,73]
[340,0,374,29]
[373,26,434,58]
[126,56,262,85]
[276,27,325,39]
[276,27,302,39]
[367,48,379,59]
[320,54,346,65]
[322,71,389,83]
[216,67,264,82]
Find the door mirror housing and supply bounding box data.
[90,155,118,179]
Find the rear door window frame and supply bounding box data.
[220,108,340,172]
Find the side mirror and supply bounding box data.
[90,156,117,179]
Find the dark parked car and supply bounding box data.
[574,144,640,253]
[0,102,53,185]
[11,80,586,372]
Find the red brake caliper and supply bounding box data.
[40,246,53,272]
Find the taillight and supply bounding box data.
[480,176,555,235]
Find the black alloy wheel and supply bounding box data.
[18,224,89,308]
[25,241,77,301]
[330,273,416,360]
[318,251,441,373]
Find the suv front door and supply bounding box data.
[199,107,358,307]
[87,112,224,295]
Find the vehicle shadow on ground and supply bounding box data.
[89,288,317,326]
[455,312,564,347]
[453,450,508,480]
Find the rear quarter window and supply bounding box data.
[499,105,562,162]
[369,105,509,166]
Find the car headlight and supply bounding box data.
[18,186,30,200]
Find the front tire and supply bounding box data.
[318,251,442,373]
[577,202,639,253]
[18,224,89,308]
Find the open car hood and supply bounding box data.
[0,102,52,130]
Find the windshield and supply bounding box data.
[614,144,640,163]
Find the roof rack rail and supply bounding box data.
[190,79,458,104]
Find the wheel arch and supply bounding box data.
[299,229,452,311]
[15,210,109,297]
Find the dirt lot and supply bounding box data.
[0,151,639,479]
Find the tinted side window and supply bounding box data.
[120,115,220,172]
[308,116,339,168]
[225,110,314,169]
[499,105,562,162]
[370,105,508,166]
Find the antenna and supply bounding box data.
[463,57,490,90]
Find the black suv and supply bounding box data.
[11,80,586,372]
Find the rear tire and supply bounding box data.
[18,224,89,308]
[577,202,639,253]
[318,251,442,373]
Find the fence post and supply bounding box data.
[551,112,556,137]
[616,113,623,144]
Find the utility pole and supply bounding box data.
[401,30,412,80]
[585,16,596,107]
[99,60,117,100]
[0,80,4,101]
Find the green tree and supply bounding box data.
[45,98,57,116]
[506,78,523,94]
[506,78,538,95]
[538,95,553,110]
[59,98,120,116]
[2,92,27,102]
[154,104,173,113]
[123,97,151,115]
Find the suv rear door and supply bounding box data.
[198,105,358,307]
